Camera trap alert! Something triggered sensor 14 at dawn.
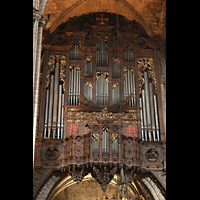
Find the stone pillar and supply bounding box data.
[33,15,48,167]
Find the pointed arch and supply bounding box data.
[47,0,154,37]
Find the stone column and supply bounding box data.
[33,15,48,167]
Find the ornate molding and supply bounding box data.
[96,35,109,43]
[96,71,109,82]
[84,55,93,63]
[137,58,157,94]
[46,55,67,91]
[59,55,67,91]
[112,56,120,64]
[123,66,135,76]
[92,166,117,192]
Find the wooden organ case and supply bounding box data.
[35,13,166,194]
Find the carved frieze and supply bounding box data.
[92,166,117,192]
[137,58,157,94]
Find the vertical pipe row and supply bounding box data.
[44,59,65,139]
[124,70,136,107]
[140,71,160,141]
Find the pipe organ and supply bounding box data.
[37,14,165,194]
[96,40,108,67]
[68,66,80,106]
[140,71,160,141]
[43,56,65,139]
[124,69,136,107]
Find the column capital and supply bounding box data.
[39,16,48,28]
[33,8,41,21]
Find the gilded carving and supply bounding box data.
[112,133,118,142]
[46,54,67,90]
[84,55,93,63]
[46,55,55,87]
[112,56,120,64]
[69,64,81,74]
[96,35,109,43]
[112,82,119,89]
[59,55,66,91]
[86,81,93,88]
[71,41,81,46]
[96,71,109,82]
[93,133,100,142]
[137,58,157,94]
[123,66,135,76]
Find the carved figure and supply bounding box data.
[146,147,158,162]
[45,145,59,160]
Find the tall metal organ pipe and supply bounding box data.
[52,62,60,138]
[48,74,54,138]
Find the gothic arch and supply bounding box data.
[46,0,154,37]
[34,170,166,200]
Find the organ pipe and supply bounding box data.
[154,95,160,141]
[48,74,54,138]
[149,83,156,141]
[61,93,64,139]
[44,88,49,138]
[52,62,60,138]
[68,67,80,106]
[70,45,81,60]
[102,129,109,154]
[140,97,144,140]
[144,71,151,141]
[133,74,136,107]
[96,41,108,67]
[142,89,148,141]
[57,84,62,139]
